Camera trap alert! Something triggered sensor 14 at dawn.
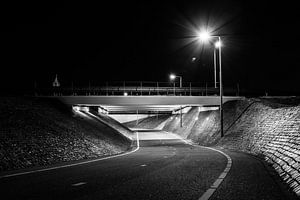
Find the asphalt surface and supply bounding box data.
[0,130,298,200]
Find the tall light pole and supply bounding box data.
[198,32,224,137]
[170,73,183,127]
[213,47,217,88]
[169,74,182,88]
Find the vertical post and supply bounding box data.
[136,110,139,125]
[157,82,159,95]
[219,36,224,137]
[180,106,183,127]
[88,81,91,96]
[179,77,182,96]
[140,82,143,96]
[205,82,208,96]
[106,82,108,96]
[189,82,192,96]
[179,76,182,88]
[237,83,240,96]
[214,48,217,88]
[173,82,175,95]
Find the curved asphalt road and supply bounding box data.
[0,130,298,200]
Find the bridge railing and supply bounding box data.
[34,81,240,96]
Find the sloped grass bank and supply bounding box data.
[0,97,131,172]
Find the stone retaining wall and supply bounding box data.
[219,102,300,196]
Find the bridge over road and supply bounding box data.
[50,95,244,114]
[39,81,243,113]
[54,95,243,106]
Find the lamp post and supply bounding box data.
[198,31,224,137]
[169,74,182,88]
[213,47,217,88]
[170,74,183,127]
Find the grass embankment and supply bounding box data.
[0,97,131,172]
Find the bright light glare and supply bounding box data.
[197,31,211,41]
[72,106,89,112]
[215,41,221,48]
[195,117,198,121]
[72,106,80,112]
[169,74,176,80]
[124,92,128,96]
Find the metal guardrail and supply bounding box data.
[36,87,239,96]
[34,81,240,96]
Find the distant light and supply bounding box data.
[215,41,221,48]
[195,117,198,121]
[197,31,211,42]
[191,57,197,62]
[124,92,128,96]
[170,74,176,80]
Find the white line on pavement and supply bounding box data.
[177,137,232,200]
[0,132,140,179]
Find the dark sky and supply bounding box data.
[1,0,300,95]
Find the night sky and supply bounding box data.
[1,0,299,95]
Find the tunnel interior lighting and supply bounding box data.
[72,106,80,112]
[80,107,89,112]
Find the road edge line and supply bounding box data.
[179,138,232,200]
[0,132,140,179]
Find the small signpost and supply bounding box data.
[52,74,60,96]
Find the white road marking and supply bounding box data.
[175,135,232,200]
[1,130,230,200]
[72,182,87,187]
[199,188,215,200]
[0,132,140,179]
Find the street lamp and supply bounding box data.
[197,31,224,137]
[169,74,182,88]
[213,40,222,89]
